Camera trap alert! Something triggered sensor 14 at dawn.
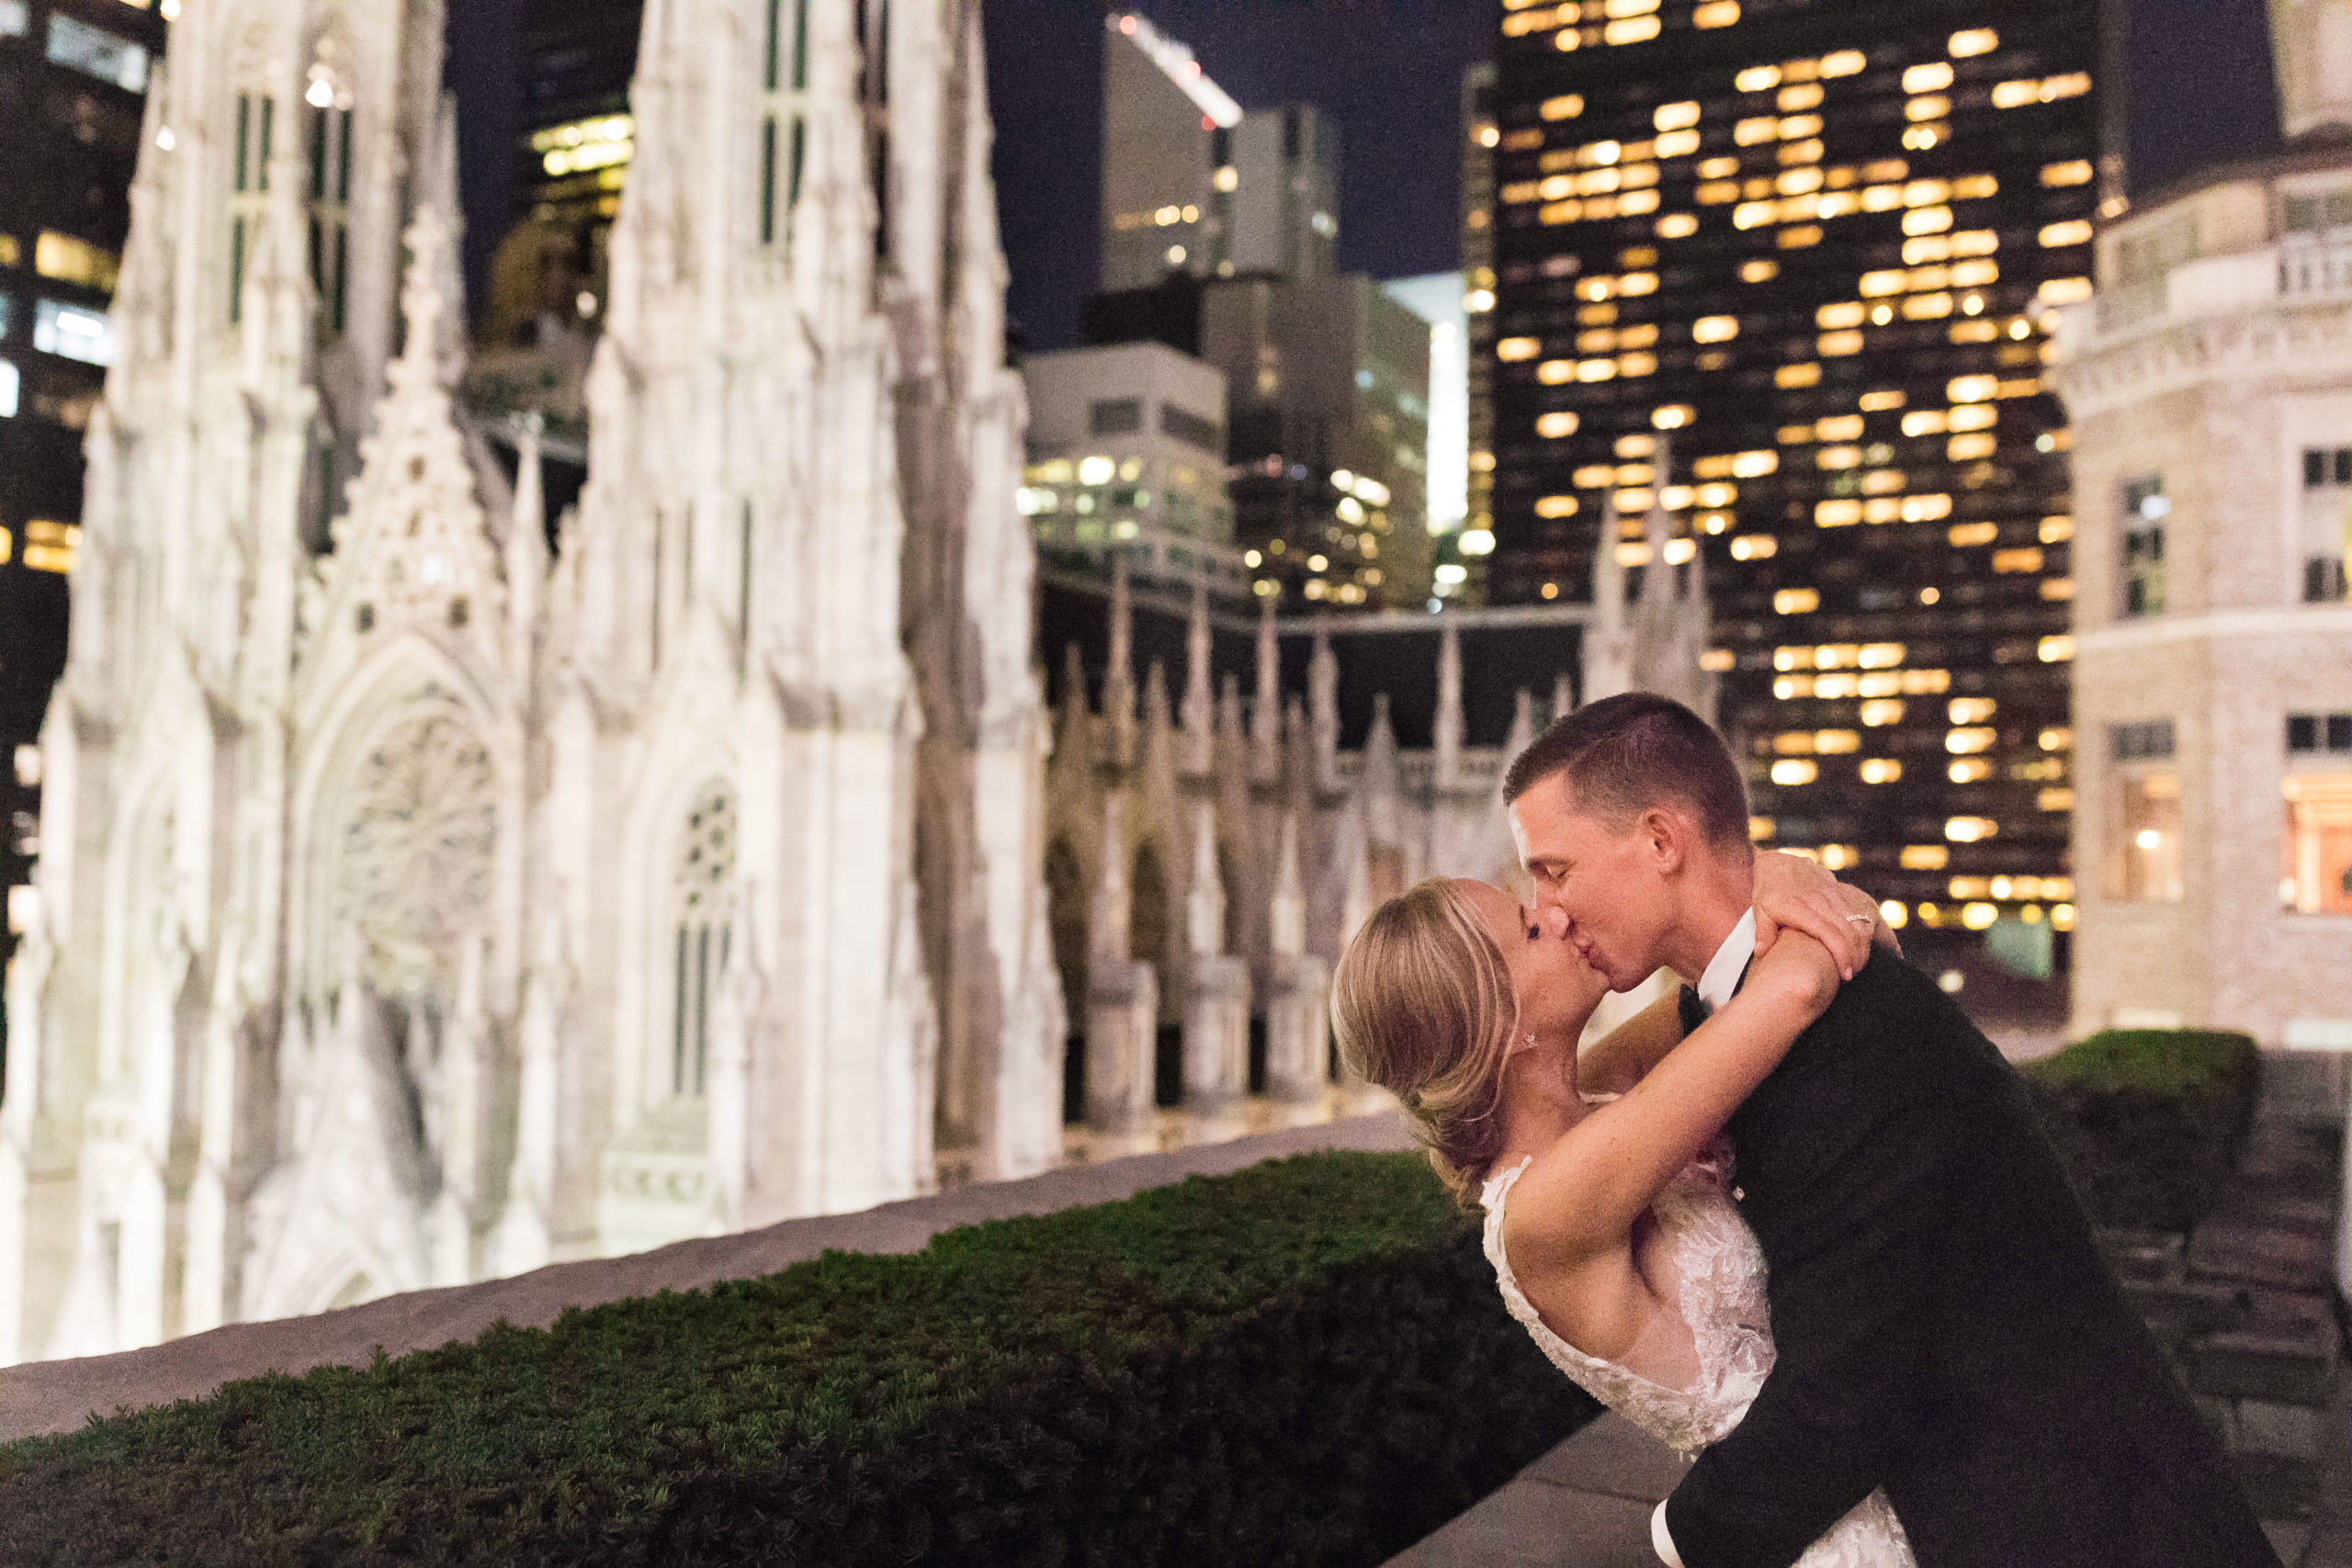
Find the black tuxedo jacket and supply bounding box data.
[1660,951,2278,1568]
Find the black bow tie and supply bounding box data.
[1679,984,1711,1033]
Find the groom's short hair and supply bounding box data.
[1502,692,1752,852]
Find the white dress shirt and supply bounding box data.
[1653,906,1758,1566]
[1694,906,1758,1015]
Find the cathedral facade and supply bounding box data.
[0,0,1061,1362]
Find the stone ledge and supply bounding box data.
[0,1111,1417,1443]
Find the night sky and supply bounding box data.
[978,0,2282,355]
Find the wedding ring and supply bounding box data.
[1843,914,1873,924]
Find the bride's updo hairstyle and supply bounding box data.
[1332,879,1519,1206]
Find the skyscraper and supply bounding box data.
[1098,11,1239,294]
[1487,0,2100,931]
[1459,61,1499,606]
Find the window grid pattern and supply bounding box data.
[1487,2,2097,909]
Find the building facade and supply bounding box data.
[0,0,168,1057]
[1021,339,1240,595]
[1486,0,2103,929]
[1205,272,1435,609]
[2054,0,2352,1047]
[0,0,1060,1363]
[1460,61,1500,604]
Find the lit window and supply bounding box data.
[1950,28,1999,55]
[1901,844,1950,870]
[0,1,23,36]
[1776,363,1820,388]
[1657,211,1699,237]
[2040,220,2094,247]
[0,360,16,419]
[1948,521,1996,547]
[22,519,78,574]
[1860,700,1905,728]
[34,232,119,291]
[2283,772,2352,913]
[1949,697,1996,724]
[1729,535,1776,559]
[1773,587,1819,614]
[1946,817,1998,843]
[2039,636,2075,662]
[1498,336,1542,361]
[1950,758,1993,783]
[1820,50,1865,76]
[1947,728,1996,754]
[45,12,147,90]
[1652,403,1694,429]
[1818,329,1863,355]
[1815,301,1865,329]
[1860,758,1903,784]
[1655,100,1702,131]
[1542,94,1587,120]
[1948,433,1996,460]
[1692,314,1740,343]
[1948,375,1998,403]
[1992,547,2044,574]
[33,299,117,366]
[1770,758,1819,785]
[1534,494,1580,518]
[2041,160,2095,186]
[2109,768,2183,903]
[1740,258,1780,282]
[1535,411,1579,438]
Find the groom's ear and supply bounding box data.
[1637,806,1689,874]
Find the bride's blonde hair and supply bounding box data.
[1331,879,1521,1207]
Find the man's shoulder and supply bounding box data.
[1776,948,2003,1085]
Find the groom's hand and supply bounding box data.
[1750,852,1895,980]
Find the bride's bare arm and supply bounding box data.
[1575,852,1887,1097]
[1507,934,1842,1269]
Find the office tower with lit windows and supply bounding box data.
[0,0,164,1006]
[1458,61,1499,604]
[1204,272,1433,608]
[1487,0,2102,936]
[1099,11,1240,293]
[1021,340,1239,592]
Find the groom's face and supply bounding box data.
[1510,773,1672,992]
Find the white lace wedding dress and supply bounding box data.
[1481,1145,1915,1567]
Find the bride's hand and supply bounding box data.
[1750,850,1901,980]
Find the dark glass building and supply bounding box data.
[0,0,165,991]
[1487,0,2104,937]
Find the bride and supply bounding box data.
[1332,853,1914,1567]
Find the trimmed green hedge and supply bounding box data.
[0,1152,1598,1567]
[2023,1028,2260,1233]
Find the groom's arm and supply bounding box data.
[1659,1026,1963,1568]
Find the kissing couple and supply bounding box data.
[1333,693,2279,1568]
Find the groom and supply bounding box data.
[1505,693,2278,1568]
